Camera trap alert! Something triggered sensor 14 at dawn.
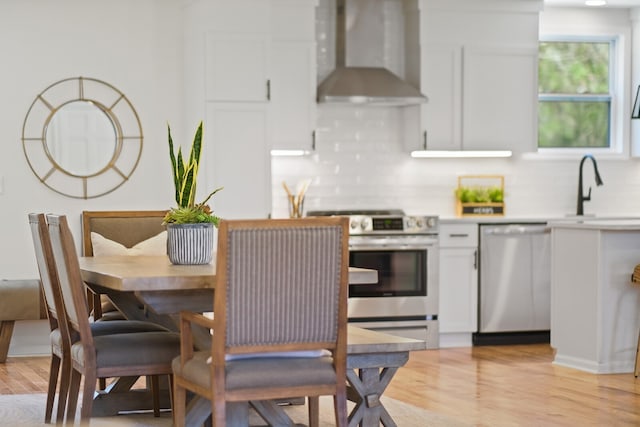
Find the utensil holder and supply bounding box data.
[288,195,304,218]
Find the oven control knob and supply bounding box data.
[407,217,416,229]
[426,217,436,228]
[360,217,371,231]
[416,218,424,229]
[350,220,359,231]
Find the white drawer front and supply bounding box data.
[440,224,478,247]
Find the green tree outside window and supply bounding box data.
[538,40,612,149]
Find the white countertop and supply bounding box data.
[547,218,640,230]
[440,216,549,224]
[441,215,640,226]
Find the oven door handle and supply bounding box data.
[349,244,433,251]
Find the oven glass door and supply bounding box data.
[348,248,427,297]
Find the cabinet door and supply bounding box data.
[205,33,270,103]
[205,103,271,219]
[462,46,538,152]
[421,45,462,151]
[439,247,478,333]
[270,41,316,151]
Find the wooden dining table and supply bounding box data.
[78,255,424,426]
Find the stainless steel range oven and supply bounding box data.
[308,210,440,349]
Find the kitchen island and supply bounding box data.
[549,219,640,373]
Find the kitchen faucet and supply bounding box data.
[576,154,604,216]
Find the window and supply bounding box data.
[538,39,614,150]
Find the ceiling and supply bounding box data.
[544,0,640,7]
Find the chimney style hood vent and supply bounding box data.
[317,0,427,106]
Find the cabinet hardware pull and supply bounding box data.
[473,249,478,270]
[449,233,469,238]
[423,130,427,150]
[266,79,271,101]
[312,130,316,151]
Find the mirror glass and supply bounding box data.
[45,101,117,176]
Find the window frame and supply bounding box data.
[532,32,629,159]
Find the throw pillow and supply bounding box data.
[91,231,167,256]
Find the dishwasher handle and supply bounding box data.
[482,224,549,236]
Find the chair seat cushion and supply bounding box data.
[95,310,127,321]
[50,329,63,357]
[72,332,180,369]
[52,320,169,354]
[91,320,169,334]
[172,351,337,391]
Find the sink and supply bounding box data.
[563,214,597,220]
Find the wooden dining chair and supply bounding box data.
[81,210,167,320]
[29,213,176,423]
[28,213,73,424]
[172,217,349,427]
[46,213,182,423]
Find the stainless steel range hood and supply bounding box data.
[317,0,427,106]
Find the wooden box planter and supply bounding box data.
[455,175,505,217]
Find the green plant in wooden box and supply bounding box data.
[455,186,503,203]
[455,175,505,217]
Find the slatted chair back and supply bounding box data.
[216,218,347,355]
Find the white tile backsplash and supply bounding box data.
[272,105,640,220]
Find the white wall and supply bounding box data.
[271,4,640,220]
[0,0,184,279]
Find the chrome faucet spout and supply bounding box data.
[577,154,604,216]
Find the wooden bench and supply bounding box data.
[0,279,47,362]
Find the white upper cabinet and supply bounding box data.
[420,44,462,151]
[405,0,543,153]
[205,34,271,103]
[269,0,318,151]
[462,46,538,151]
[270,41,317,151]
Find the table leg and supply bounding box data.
[346,352,409,427]
[251,400,296,425]
[185,397,298,426]
[91,387,172,417]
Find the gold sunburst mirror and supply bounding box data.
[22,76,143,199]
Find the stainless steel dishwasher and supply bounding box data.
[473,223,551,345]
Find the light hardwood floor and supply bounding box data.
[1,344,640,426]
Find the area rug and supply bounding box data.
[0,393,469,426]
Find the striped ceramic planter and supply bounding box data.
[166,223,215,265]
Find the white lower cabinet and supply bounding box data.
[438,223,478,347]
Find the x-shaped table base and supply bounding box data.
[345,351,410,427]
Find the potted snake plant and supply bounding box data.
[163,121,223,264]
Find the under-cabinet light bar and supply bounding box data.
[270,149,309,157]
[411,150,513,158]
[585,0,606,6]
